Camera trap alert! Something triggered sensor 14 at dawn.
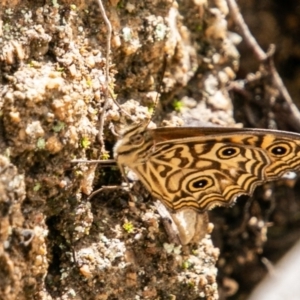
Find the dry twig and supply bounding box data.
[227,0,300,131]
[96,0,112,150]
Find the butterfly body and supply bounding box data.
[114,123,300,212]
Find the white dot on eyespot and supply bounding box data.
[282,172,297,180]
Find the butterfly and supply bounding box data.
[114,121,300,212]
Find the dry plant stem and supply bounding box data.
[71,159,116,165]
[226,0,266,61]
[87,185,126,201]
[107,88,132,119]
[266,50,300,130]
[97,0,112,150]
[227,0,300,131]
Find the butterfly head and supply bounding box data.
[113,121,155,166]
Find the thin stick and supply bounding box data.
[87,185,126,201]
[96,0,112,150]
[227,0,300,131]
[71,159,116,165]
[227,0,266,61]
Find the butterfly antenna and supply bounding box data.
[108,87,132,119]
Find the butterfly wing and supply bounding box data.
[133,128,300,212]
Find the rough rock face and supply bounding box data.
[0,0,300,299]
[0,155,47,300]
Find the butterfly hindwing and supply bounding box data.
[139,137,270,211]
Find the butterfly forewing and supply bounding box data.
[114,124,300,212]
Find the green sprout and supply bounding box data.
[52,121,65,132]
[108,84,117,100]
[86,78,92,87]
[196,24,203,32]
[191,249,198,255]
[101,152,110,160]
[173,99,183,112]
[56,66,65,72]
[75,170,83,177]
[37,138,46,149]
[81,137,91,149]
[148,105,155,115]
[33,182,42,192]
[182,260,192,270]
[187,281,195,288]
[123,221,134,233]
[117,0,124,9]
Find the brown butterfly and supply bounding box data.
[114,122,300,212]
